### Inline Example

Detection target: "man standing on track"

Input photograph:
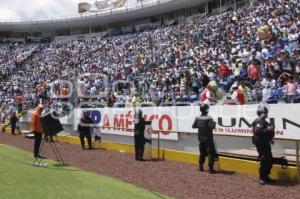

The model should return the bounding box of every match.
[252,104,275,185]
[133,109,152,161]
[192,104,217,174]
[10,112,18,135]
[78,111,94,150]
[30,104,44,159]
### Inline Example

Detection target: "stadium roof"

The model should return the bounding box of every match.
[0,0,208,31]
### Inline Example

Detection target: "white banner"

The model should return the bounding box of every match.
[20,104,300,141]
[177,104,300,139]
[73,107,178,140]
[74,104,300,140]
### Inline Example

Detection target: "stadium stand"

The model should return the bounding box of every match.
[0,0,299,117]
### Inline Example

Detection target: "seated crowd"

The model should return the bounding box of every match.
[0,0,299,118]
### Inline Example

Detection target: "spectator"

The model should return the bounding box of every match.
[200,85,217,105]
[231,85,245,105]
[248,60,260,85]
[284,76,298,103]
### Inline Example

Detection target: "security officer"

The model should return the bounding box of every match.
[78,111,94,150]
[10,112,18,135]
[192,104,217,174]
[134,109,152,161]
[252,105,275,185]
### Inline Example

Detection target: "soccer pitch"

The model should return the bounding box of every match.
[0,144,170,199]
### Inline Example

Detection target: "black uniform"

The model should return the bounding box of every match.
[252,118,275,181]
[78,116,94,149]
[134,118,151,160]
[192,115,217,171]
[10,114,18,135]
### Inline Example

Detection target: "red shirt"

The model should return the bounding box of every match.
[248,64,260,80]
[237,89,245,105]
[219,64,230,78]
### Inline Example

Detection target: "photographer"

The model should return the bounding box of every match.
[252,104,275,185]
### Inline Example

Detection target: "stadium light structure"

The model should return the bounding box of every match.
[78,2,93,13]
[78,0,128,14]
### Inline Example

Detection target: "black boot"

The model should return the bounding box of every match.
[266,176,276,183]
[208,163,217,174]
[209,169,217,174]
[199,165,204,172]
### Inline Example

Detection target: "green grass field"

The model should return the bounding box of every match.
[0,144,170,199]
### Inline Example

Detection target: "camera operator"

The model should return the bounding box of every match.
[30,103,44,159]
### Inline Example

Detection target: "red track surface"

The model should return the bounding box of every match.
[0,133,299,199]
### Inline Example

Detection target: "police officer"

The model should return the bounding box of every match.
[252,105,275,185]
[10,112,18,135]
[78,111,94,150]
[134,109,152,161]
[192,104,217,174]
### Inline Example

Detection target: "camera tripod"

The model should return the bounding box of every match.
[35,137,65,166]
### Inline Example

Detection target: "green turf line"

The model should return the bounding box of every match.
[0,144,171,199]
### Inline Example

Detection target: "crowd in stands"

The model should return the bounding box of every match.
[0,43,38,79]
[0,0,299,117]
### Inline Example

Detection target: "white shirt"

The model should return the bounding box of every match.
[262,88,272,102]
[231,90,240,105]
[242,50,251,64]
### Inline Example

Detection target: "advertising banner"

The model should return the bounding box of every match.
[73,107,178,140]
[20,104,300,141]
[177,104,300,139]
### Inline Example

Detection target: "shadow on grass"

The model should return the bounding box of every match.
[52,163,70,167]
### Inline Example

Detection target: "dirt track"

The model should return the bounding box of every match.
[0,133,299,199]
